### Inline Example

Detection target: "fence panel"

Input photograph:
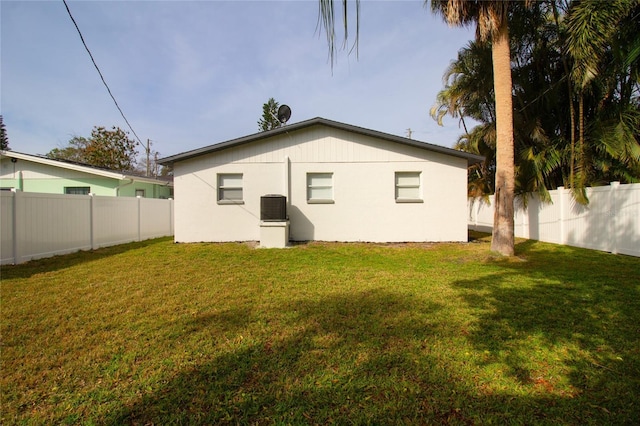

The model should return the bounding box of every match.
[93,196,140,248]
[616,183,640,257]
[16,192,92,263]
[565,186,610,252]
[0,191,174,265]
[1,192,15,264]
[529,191,562,244]
[469,182,640,257]
[468,198,494,233]
[140,198,174,240]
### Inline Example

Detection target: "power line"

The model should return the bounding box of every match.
[62,0,144,146]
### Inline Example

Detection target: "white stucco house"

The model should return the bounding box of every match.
[159,117,482,244]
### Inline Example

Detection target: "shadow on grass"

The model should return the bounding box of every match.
[453,241,640,422]
[105,289,459,424]
[104,268,640,425]
[0,237,173,279]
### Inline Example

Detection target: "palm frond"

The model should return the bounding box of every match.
[317,0,360,68]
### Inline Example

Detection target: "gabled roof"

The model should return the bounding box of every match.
[158,117,483,165]
[0,150,172,185]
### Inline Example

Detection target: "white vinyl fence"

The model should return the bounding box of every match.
[1,191,174,265]
[468,182,640,257]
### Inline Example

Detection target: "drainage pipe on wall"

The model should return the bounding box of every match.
[283,155,291,207]
[115,178,134,196]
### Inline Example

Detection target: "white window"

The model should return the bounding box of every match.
[135,189,145,198]
[218,173,243,203]
[395,172,422,202]
[65,186,90,195]
[307,172,334,203]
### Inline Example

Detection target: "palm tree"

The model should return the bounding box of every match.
[431,41,496,199]
[430,0,519,256]
[433,4,564,197]
[454,123,496,199]
[431,1,638,204]
[317,0,518,255]
[565,0,640,198]
[430,40,496,131]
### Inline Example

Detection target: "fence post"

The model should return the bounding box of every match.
[11,189,21,264]
[89,194,95,250]
[557,187,566,245]
[169,198,174,236]
[610,181,620,254]
[137,196,142,242]
[521,197,529,239]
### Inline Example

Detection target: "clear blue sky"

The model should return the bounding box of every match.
[1,0,476,159]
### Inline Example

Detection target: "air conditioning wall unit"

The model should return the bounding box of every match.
[260,194,287,221]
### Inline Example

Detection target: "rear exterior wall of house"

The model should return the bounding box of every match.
[172,127,469,243]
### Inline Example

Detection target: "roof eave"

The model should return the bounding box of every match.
[157,122,304,165]
[1,150,173,184]
[157,118,484,165]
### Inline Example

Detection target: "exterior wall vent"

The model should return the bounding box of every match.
[260,194,287,221]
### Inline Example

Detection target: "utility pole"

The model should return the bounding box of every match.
[153,152,158,177]
[145,139,151,176]
[405,128,413,139]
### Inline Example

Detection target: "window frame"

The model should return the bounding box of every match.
[306,172,334,204]
[217,173,244,204]
[135,189,146,198]
[394,171,423,203]
[64,186,91,195]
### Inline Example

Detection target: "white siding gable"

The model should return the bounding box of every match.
[184,127,463,167]
[173,125,469,243]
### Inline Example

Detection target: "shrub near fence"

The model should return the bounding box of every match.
[0,191,174,265]
[468,182,640,257]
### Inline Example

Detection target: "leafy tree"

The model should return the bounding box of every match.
[432,0,639,204]
[0,115,9,150]
[157,162,173,177]
[46,137,88,163]
[47,126,138,172]
[565,0,640,200]
[258,98,282,131]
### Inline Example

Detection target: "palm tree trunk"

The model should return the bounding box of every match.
[490,20,515,256]
[551,1,577,189]
[574,91,588,203]
[569,101,576,189]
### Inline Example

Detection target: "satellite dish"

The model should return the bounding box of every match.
[277,105,292,124]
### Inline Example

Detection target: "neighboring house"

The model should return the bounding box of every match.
[159,117,482,243]
[0,151,173,198]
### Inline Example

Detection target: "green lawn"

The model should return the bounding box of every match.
[2,233,639,425]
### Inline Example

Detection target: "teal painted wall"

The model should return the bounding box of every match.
[0,176,117,195]
[118,181,172,198]
[0,157,172,198]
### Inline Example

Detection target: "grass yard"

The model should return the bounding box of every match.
[2,233,639,425]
